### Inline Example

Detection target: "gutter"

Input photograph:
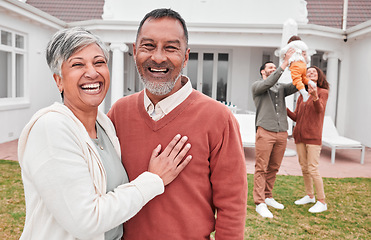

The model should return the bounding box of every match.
[342,0,348,41]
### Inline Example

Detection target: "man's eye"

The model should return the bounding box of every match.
[143,44,155,48]
[166,46,178,50]
[72,63,83,67]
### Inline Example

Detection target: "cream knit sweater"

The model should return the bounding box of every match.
[18,102,164,240]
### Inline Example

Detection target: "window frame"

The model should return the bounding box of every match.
[0,27,29,110]
[183,48,232,102]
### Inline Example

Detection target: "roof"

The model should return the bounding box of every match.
[26,0,104,23]
[306,0,371,29]
[25,0,371,29]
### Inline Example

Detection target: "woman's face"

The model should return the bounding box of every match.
[307,67,318,83]
[54,43,110,113]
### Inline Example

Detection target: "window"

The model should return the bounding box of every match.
[185,50,231,102]
[0,28,27,103]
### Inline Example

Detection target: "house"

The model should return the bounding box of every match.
[0,0,370,147]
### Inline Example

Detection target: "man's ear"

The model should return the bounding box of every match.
[53,74,63,93]
[260,70,265,78]
[182,48,190,69]
[132,43,137,62]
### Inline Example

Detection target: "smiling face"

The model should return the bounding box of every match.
[307,67,318,83]
[54,43,110,113]
[133,17,190,100]
[262,62,277,79]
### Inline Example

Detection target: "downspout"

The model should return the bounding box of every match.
[342,0,348,41]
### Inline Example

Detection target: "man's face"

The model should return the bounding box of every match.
[133,17,190,97]
[262,63,277,78]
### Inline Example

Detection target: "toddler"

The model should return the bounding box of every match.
[280,38,316,102]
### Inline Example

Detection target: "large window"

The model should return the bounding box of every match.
[185,50,230,102]
[0,28,26,100]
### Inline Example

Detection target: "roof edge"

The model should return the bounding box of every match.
[1,0,66,29]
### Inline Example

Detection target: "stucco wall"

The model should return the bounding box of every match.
[342,36,371,147]
[103,0,308,25]
[0,13,60,143]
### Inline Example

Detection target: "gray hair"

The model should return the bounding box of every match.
[46,27,109,76]
[136,8,188,48]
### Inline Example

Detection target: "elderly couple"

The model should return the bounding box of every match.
[18,8,247,240]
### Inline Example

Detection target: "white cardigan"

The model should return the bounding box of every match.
[18,102,164,240]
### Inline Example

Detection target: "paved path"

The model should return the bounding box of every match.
[1,138,370,178]
[245,138,371,178]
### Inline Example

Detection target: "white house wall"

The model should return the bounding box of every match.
[0,3,61,143]
[103,0,308,25]
[341,35,371,147]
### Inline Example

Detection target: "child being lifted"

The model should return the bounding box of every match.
[280,35,316,102]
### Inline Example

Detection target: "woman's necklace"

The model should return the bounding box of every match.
[93,124,104,150]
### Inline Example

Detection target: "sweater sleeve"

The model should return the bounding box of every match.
[313,89,329,114]
[252,67,283,96]
[23,114,164,239]
[209,113,247,240]
[287,107,297,121]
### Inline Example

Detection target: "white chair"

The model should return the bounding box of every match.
[322,116,365,164]
[233,114,256,148]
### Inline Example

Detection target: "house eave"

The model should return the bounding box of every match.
[1,0,66,30]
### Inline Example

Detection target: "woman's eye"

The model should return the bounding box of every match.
[72,63,83,67]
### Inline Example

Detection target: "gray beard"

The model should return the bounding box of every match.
[139,71,182,96]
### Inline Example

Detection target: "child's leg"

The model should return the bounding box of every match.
[290,62,309,102]
[290,62,306,91]
[299,63,316,88]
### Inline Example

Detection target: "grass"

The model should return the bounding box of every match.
[1,159,370,239]
[0,160,25,240]
[245,174,371,239]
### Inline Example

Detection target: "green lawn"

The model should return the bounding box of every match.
[1,159,370,239]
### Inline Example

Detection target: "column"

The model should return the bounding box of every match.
[110,43,128,107]
[323,52,339,121]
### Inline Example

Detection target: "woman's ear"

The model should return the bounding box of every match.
[53,74,63,93]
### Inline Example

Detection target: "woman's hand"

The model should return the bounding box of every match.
[308,84,319,100]
[148,134,192,186]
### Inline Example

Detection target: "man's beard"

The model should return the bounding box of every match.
[265,70,275,78]
[138,69,182,96]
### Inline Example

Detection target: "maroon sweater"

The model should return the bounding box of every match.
[287,87,329,145]
[108,90,247,240]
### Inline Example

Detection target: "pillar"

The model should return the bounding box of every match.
[110,43,128,107]
[323,52,339,121]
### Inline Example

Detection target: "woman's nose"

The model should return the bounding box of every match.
[84,64,99,79]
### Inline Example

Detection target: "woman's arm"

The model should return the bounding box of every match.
[23,113,191,239]
[309,85,328,113]
[286,107,296,121]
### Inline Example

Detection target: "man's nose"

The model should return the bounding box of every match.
[151,48,167,63]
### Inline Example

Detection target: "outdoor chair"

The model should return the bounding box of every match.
[233,114,256,148]
[322,116,365,164]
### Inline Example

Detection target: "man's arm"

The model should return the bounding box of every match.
[210,113,247,239]
[251,67,284,96]
[252,49,293,96]
[283,82,299,96]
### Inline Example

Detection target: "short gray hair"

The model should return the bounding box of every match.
[46,27,109,76]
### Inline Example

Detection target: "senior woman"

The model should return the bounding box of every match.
[287,66,330,213]
[18,27,192,240]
